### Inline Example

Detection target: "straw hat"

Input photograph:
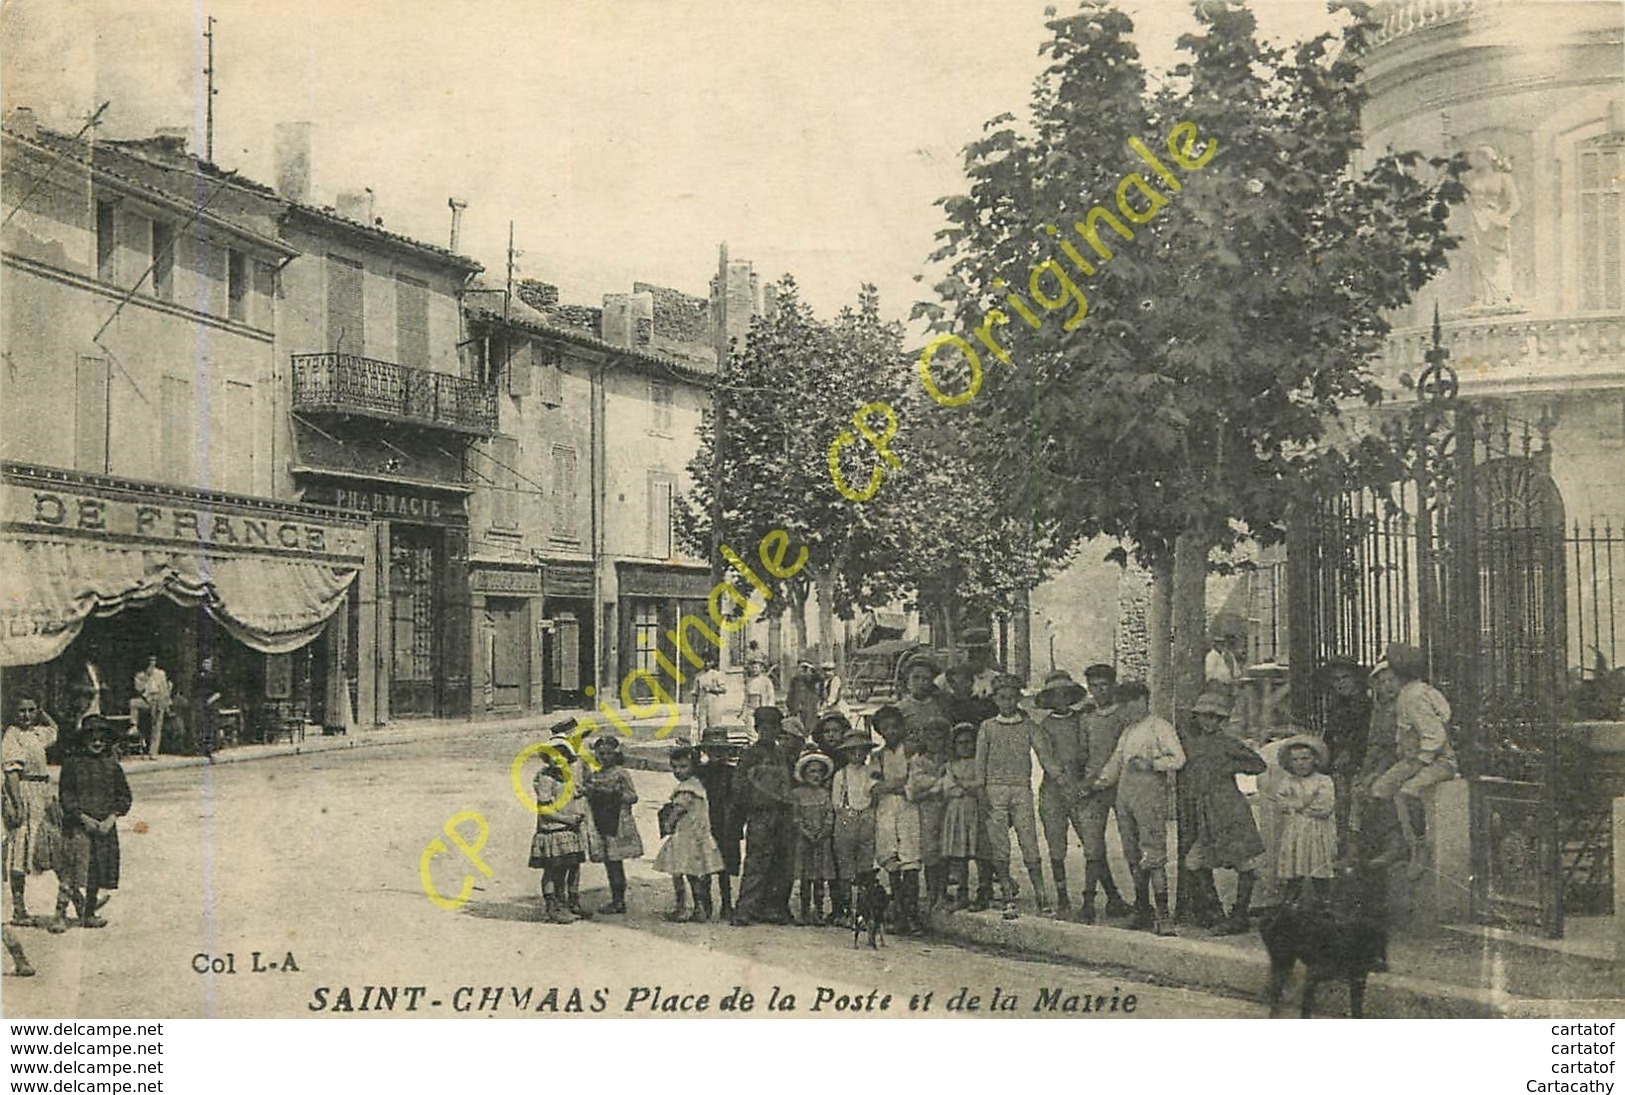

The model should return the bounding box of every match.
[795,751,835,784]
[836,728,877,754]
[1035,669,1088,710]
[1190,690,1233,718]
[1277,733,1330,769]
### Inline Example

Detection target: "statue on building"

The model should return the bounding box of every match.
[1465,144,1521,308]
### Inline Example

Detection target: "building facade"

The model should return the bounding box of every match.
[0,116,366,746]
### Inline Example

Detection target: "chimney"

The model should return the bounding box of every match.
[335,188,375,224]
[153,126,189,151]
[9,107,38,140]
[273,121,313,202]
[447,197,467,251]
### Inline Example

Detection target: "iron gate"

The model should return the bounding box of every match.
[1291,397,1570,936]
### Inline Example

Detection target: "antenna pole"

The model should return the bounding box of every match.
[203,16,217,162]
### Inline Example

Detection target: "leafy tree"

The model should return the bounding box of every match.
[923,0,1467,710]
[677,278,912,665]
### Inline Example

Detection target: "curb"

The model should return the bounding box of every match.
[931,908,1614,1019]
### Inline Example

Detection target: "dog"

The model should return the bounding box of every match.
[851,876,888,949]
[1258,877,1388,1018]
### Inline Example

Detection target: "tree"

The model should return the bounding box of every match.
[677,278,912,668]
[923,0,1467,712]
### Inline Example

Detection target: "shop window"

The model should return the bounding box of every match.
[327,255,364,354]
[390,537,436,682]
[75,355,109,473]
[150,220,174,300]
[1579,139,1623,313]
[396,274,429,368]
[95,200,117,281]
[228,249,249,323]
[633,602,661,677]
[647,471,676,559]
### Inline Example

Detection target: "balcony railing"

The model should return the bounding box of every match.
[291,353,497,436]
[1379,313,1625,392]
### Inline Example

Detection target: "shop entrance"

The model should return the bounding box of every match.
[486,597,529,710]
[388,524,441,716]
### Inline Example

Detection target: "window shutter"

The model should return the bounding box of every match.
[327,256,365,354]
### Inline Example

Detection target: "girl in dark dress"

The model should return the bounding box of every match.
[53,718,131,931]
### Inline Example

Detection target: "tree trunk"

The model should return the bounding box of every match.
[1170,528,1211,718]
[1012,587,1032,685]
[815,568,837,671]
[1147,559,1173,720]
[791,594,810,659]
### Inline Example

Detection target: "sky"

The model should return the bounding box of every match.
[1,0,1347,323]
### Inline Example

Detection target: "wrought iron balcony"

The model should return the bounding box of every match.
[291,353,497,436]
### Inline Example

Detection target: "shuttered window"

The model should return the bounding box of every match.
[489,435,520,529]
[326,255,364,354]
[75,356,109,473]
[396,274,429,368]
[161,376,194,481]
[1579,140,1623,313]
[551,445,579,542]
[647,471,676,559]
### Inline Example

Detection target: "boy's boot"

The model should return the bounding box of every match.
[1129,870,1155,931]
[2,927,32,977]
[811,881,826,925]
[79,886,107,929]
[8,877,29,926]
[887,870,905,931]
[717,873,734,921]
[972,860,994,911]
[1101,869,1134,919]
[1214,871,1255,935]
[1076,861,1099,924]
[1152,871,1176,936]
[923,863,945,913]
[690,876,714,921]
[1025,860,1051,914]
[600,863,628,914]
[1051,860,1071,917]
[798,883,813,926]
[901,869,925,935]
[47,890,74,934]
[830,881,849,925]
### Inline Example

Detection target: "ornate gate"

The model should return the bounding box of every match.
[1291,361,1569,934]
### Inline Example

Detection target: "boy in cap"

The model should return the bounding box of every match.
[1077,665,1135,921]
[830,725,881,926]
[1033,669,1091,918]
[1092,682,1184,935]
[976,674,1053,917]
[1367,644,1455,878]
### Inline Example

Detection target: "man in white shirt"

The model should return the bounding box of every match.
[128,655,173,758]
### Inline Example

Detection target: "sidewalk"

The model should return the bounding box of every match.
[930,901,1623,1018]
[119,708,695,777]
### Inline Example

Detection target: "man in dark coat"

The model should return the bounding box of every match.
[730,707,796,926]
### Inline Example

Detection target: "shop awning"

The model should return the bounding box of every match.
[2,464,367,667]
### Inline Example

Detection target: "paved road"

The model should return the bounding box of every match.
[4,728,1261,1019]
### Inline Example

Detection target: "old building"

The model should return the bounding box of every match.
[0,113,365,746]
[460,259,760,717]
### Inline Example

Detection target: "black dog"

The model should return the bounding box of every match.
[851,876,888,949]
[1258,882,1387,1018]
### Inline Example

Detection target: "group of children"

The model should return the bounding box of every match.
[524,659,1344,940]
